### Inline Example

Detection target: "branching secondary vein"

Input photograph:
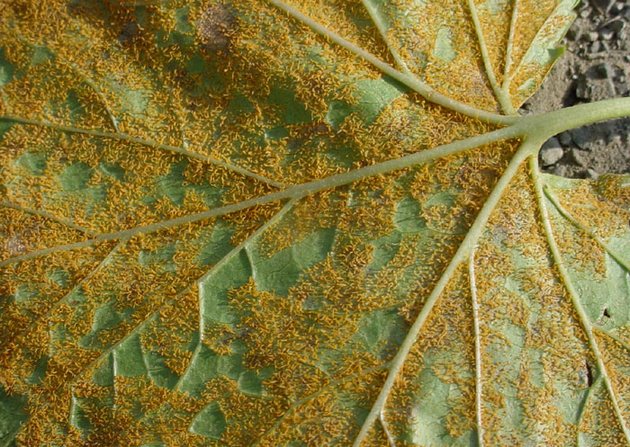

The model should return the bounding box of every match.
[543,184,630,272]
[359,0,411,74]
[1,200,95,236]
[466,0,516,115]
[352,137,537,447]
[0,123,520,267]
[0,115,284,188]
[3,98,630,268]
[575,375,603,435]
[502,0,520,91]
[530,155,630,444]
[252,362,392,446]
[0,240,126,362]
[269,0,516,125]
[65,201,298,432]
[175,198,297,391]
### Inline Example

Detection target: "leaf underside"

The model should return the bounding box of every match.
[0,1,629,446]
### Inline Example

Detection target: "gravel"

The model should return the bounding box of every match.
[541,138,565,166]
[524,0,630,178]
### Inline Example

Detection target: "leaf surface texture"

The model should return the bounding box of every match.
[0,1,628,446]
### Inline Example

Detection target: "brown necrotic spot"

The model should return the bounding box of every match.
[118,22,139,45]
[196,3,237,53]
[5,234,26,256]
[585,361,594,387]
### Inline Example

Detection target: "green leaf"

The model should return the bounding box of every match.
[0,48,14,88]
[190,402,226,440]
[1,1,629,446]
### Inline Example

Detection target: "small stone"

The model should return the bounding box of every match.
[571,148,589,167]
[587,169,600,179]
[611,2,624,14]
[590,41,602,53]
[585,31,599,42]
[553,164,569,177]
[607,134,622,145]
[541,138,564,166]
[575,76,590,99]
[590,78,616,100]
[570,127,593,151]
[559,132,573,146]
[594,62,612,78]
[565,28,579,41]
[600,28,615,40]
[605,19,625,33]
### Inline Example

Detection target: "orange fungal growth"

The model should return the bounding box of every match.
[1,0,630,446]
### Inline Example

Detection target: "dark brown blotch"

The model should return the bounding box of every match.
[196,3,237,53]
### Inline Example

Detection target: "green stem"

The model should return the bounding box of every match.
[515,98,630,139]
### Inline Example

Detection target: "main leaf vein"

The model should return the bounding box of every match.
[1,123,521,267]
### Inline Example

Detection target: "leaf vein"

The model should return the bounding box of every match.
[542,184,630,273]
[269,0,516,125]
[1,200,95,236]
[353,138,534,446]
[0,115,284,188]
[469,250,485,447]
[1,125,517,267]
[530,155,630,444]
[175,198,298,391]
[359,0,411,74]
[466,0,516,114]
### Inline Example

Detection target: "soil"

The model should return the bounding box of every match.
[523,0,630,178]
